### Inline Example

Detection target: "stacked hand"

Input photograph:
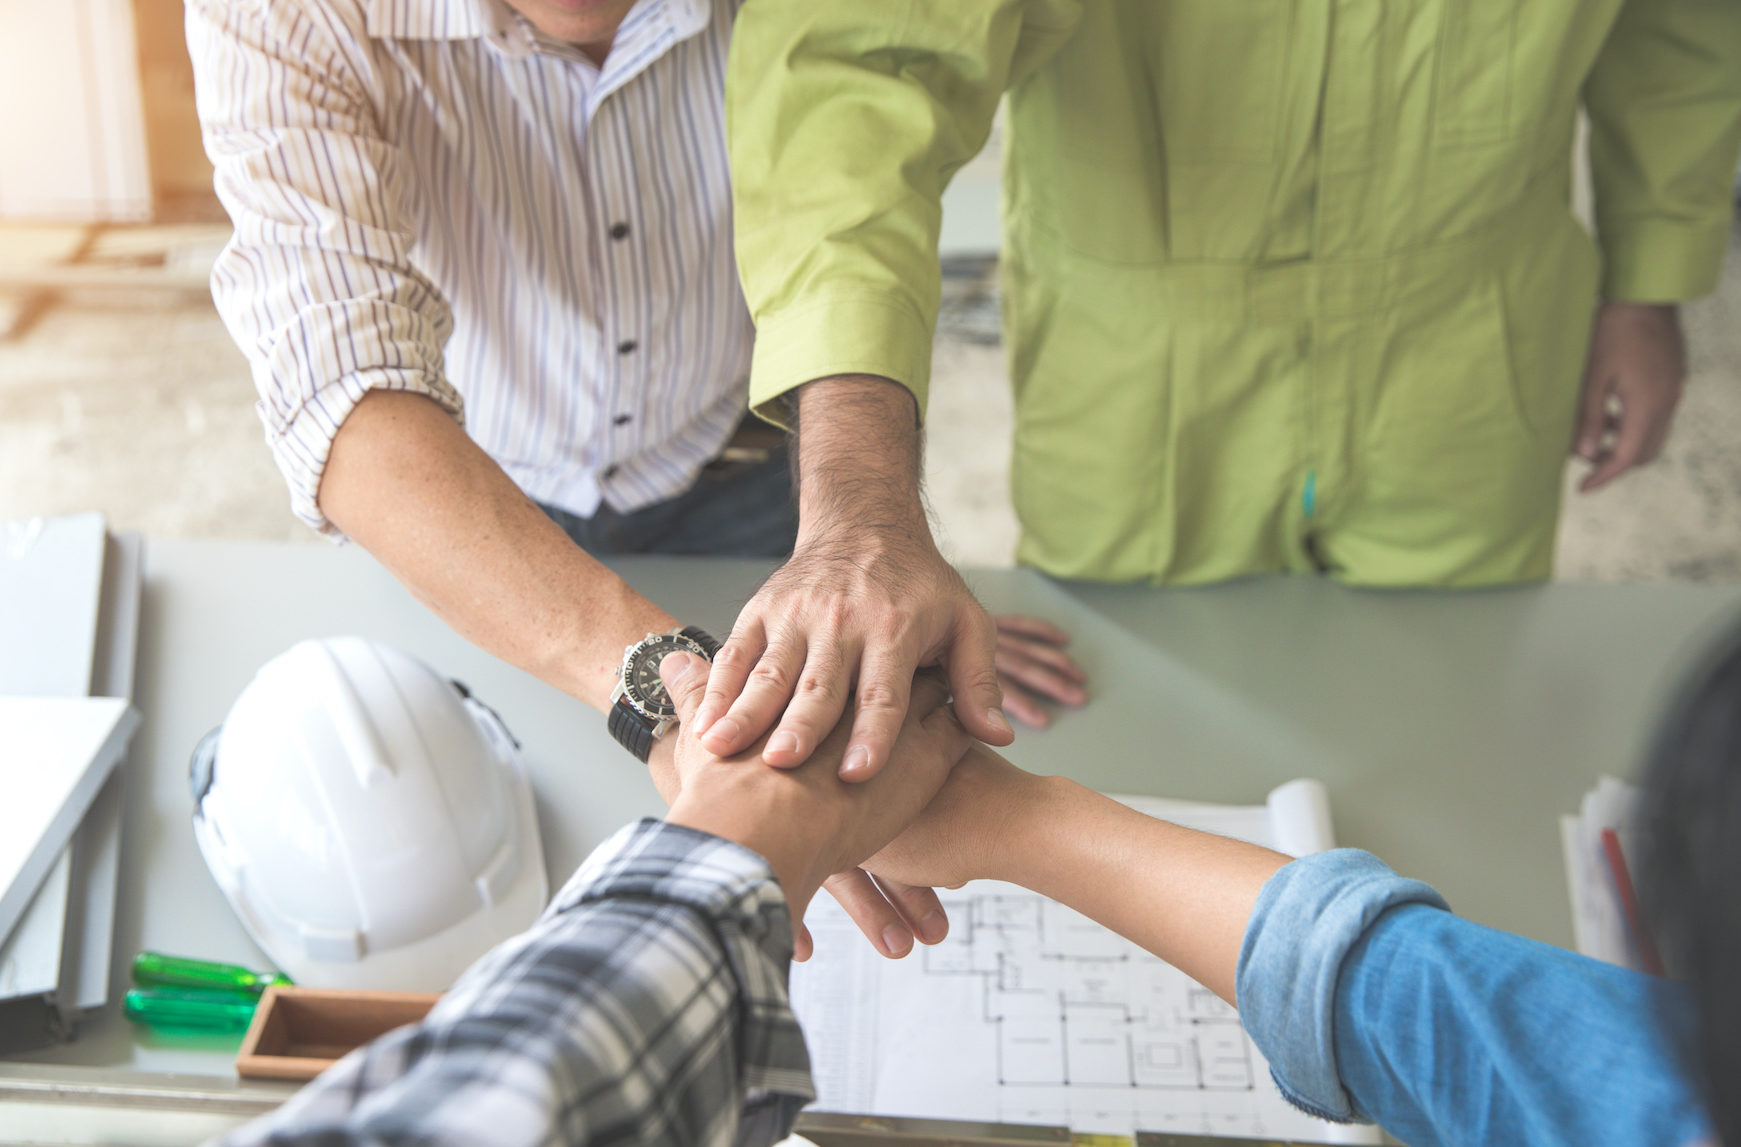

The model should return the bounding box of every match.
[669,376,1088,957]
[692,533,1014,778]
[660,653,972,954]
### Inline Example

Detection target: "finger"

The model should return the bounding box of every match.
[996,646,1088,707]
[838,652,915,783]
[1000,646,1080,706]
[658,652,710,725]
[992,613,1072,646]
[695,619,765,739]
[949,608,1013,747]
[1580,402,1649,493]
[824,869,914,959]
[701,633,806,759]
[762,636,852,768]
[996,634,1089,687]
[1573,368,1611,461]
[871,875,949,945]
[998,679,1053,729]
[792,920,814,963]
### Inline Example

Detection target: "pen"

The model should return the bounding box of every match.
[131,951,291,994]
[124,986,260,1033]
[1600,828,1665,977]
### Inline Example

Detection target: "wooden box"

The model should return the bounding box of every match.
[235,987,441,1082]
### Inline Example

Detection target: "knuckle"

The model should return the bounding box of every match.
[857,679,905,713]
[749,660,794,691]
[796,672,836,698]
[711,644,749,670]
[960,665,1003,695]
[821,599,855,630]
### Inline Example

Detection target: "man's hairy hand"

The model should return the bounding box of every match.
[693,375,1013,781]
[1574,301,1686,493]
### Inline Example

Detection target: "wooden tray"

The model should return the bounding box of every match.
[235,987,440,1081]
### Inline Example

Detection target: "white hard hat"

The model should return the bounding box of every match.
[190,637,548,992]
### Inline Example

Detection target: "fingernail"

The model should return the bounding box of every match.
[661,653,698,685]
[767,731,800,756]
[918,910,947,944]
[693,703,717,733]
[707,717,741,746]
[986,708,1013,738]
[841,745,872,778]
[882,925,913,957]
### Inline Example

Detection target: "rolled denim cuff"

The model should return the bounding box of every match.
[1235,850,1449,1122]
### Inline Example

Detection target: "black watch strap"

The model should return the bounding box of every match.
[608,696,657,763]
[678,625,721,658]
[609,626,720,763]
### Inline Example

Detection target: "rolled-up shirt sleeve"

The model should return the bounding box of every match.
[1237,849,1710,1147]
[187,0,461,538]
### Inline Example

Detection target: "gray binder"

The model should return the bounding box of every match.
[0,514,142,1051]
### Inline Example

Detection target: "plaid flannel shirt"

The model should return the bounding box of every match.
[217,820,815,1147]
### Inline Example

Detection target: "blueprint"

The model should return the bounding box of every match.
[788,781,1380,1144]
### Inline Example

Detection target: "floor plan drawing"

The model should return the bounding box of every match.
[924,895,1256,1096]
[787,784,1380,1143]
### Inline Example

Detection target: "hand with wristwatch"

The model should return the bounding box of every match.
[608,626,720,762]
[610,623,955,963]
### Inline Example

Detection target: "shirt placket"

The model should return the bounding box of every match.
[590,97,646,492]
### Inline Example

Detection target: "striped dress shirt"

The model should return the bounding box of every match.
[187,0,752,537]
[214,820,816,1147]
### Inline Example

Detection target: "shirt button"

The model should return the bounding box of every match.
[609,222,630,240]
[618,340,637,355]
[613,414,631,426]
[603,464,620,480]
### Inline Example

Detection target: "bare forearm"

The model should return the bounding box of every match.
[319,390,676,711]
[792,375,928,544]
[1009,778,1290,1005]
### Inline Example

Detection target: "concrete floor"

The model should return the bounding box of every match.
[2,224,1740,582]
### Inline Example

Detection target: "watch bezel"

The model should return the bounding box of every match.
[618,632,709,719]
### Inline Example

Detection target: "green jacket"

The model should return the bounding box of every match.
[729,0,1741,585]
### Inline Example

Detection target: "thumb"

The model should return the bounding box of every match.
[949,611,1013,747]
[660,652,708,723]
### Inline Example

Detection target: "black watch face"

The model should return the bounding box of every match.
[622,634,706,718]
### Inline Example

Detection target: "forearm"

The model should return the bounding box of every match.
[1005,778,1290,1004]
[320,390,676,710]
[792,375,929,546]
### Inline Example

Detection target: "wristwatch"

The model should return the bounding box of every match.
[607,625,720,762]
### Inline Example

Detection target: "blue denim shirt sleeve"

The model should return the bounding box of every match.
[1236,849,1712,1147]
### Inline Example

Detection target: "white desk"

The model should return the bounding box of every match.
[6,539,1739,1127]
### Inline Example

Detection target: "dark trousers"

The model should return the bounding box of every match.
[539,450,797,558]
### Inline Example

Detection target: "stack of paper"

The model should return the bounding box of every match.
[790,780,1379,1145]
[0,513,143,1051]
[1560,776,1652,971]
